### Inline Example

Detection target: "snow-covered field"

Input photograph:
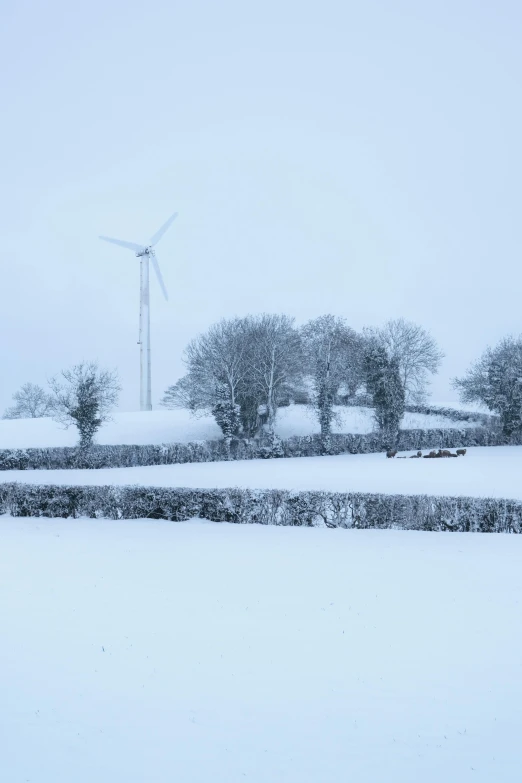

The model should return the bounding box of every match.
[2,445,521,501]
[0,405,480,450]
[1,517,520,783]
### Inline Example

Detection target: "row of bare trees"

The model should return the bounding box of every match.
[6,325,522,449]
[2,316,444,449]
[162,315,443,443]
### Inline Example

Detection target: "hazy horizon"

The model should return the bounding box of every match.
[2,1,522,413]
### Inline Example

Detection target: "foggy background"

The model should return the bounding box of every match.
[1,0,521,412]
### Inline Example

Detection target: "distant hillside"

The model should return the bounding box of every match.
[0,404,486,450]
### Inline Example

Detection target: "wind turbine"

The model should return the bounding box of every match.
[99,212,178,411]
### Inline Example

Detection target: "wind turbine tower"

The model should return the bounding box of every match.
[99,212,178,411]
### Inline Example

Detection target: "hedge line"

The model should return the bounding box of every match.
[338,394,496,426]
[402,403,496,426]
[1,426,518,471]
[0,482,520,533]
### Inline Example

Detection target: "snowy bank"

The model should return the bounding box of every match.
[2,446,522,501]
[0,405,482,450]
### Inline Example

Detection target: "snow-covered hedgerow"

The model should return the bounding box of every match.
[0,427,518,471]
[403,404,496,427]
[0,449,30,470]
[1,482,521,533]
[338,394,496,426]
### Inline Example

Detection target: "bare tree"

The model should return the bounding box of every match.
[163,318,250,439]
[49,362,121,449]
[366,318,443,403]
[163,315,303,438]
[161,375,205,412]
[245,314,303,431]
[301,315,362,436]
[2,383,53,419]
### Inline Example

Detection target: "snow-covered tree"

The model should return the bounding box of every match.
[163,315,302,439]
[211,381,242,442]
[454,336,522,437]
[366,318,443,403]
[49,362,120,449]
[162,318,250,438]
[2,383,53,419]
[245,314,303,431]
[301,315,362,436]
[365,340,405,446]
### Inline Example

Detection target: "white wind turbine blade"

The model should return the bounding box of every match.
[150,252,169,301]
[150,212,178,247]
[99,236,145,253]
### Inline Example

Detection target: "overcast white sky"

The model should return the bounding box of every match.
[1,0,521,412]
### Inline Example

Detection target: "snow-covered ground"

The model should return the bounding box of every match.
[2,446,521,501]
[0,405,481,450]
[1,517,520,783]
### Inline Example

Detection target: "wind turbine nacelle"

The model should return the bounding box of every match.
[136,247,152,258]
